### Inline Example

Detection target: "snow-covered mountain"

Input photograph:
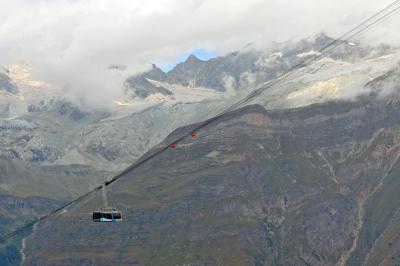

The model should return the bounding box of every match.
[1,33,400,198]
[124,33,396,99]
[1,33,400,265]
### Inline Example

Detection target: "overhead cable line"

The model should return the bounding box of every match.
[1,0,400,245]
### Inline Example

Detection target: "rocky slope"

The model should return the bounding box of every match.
[1,33,400,265]
[1,34,398,179]
[23,84,400,265]
[125,33,394,98]
[0,69,18,94]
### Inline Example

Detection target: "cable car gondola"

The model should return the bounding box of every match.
[93,184,122,222]
[93,209,122,222]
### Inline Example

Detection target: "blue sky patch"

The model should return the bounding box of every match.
[160,49,218,72]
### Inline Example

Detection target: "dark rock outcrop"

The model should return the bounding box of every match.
[0,72,18,94]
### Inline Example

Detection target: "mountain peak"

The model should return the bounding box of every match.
[306,32,334,44]
[150,63,165,73]
[167,54,204,74]
[316,32,334,41]
[185,54,201,63]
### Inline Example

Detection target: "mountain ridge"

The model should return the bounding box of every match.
[23,93,400,265]
[1,33,400,265]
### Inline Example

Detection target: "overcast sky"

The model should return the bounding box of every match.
[0,0,399,107]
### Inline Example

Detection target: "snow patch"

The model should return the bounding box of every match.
[297,50,321,58]
[256,52,282,68]
[0,118,37,130]
[286,76,347,107]
[206,150,221,158]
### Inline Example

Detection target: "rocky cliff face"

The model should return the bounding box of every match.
[23,90,400,265]
[0,192,60,266]
[1,34,400,265]
[0,34,397,180]
[0,70,18,94]
[124,33,393,99]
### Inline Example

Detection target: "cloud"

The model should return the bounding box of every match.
[0,0,399,108]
